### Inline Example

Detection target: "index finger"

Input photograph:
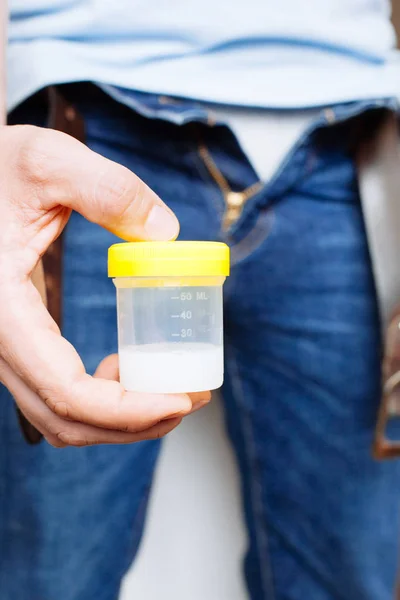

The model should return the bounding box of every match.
[11,126,180,242]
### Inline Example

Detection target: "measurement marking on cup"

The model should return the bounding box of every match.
[171,296,180,300]
[172,333,181,337]
[197,292,209,300]
[171,311,192,319]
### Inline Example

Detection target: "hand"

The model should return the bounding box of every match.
[0,124,210,447]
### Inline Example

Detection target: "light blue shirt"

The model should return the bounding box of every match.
[7,0,400,112]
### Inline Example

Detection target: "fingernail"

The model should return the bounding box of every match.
[166,395,192,417]
[191,399,210,414]
[145,205,179,240]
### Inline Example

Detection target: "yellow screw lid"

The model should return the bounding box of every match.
[108,241,230,278]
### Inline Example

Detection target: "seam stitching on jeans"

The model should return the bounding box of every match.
[226,342,277,600]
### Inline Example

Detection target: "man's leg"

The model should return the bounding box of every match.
[221,119,400,599]
[0,91,165,600]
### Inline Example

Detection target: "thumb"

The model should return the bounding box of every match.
[94,354,120,381]
[12,125,180,241]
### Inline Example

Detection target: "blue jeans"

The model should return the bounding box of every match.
[1,84,400,600]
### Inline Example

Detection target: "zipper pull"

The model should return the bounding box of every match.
[223,191,246,230]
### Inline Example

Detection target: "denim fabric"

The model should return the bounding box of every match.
[1,85,400,600]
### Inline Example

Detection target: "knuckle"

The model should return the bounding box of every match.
[16,126,54,186]
[45,420,61,437]
[57,431,92,447]
[45,435,67,449]
[52,401,73,419]
[97,164,148,222]
[122,177,147,217]
[38,386,76,420]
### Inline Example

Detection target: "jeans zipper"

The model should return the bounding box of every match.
[198,141,263,230]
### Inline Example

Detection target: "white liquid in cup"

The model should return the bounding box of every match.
[119,342,223,393]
